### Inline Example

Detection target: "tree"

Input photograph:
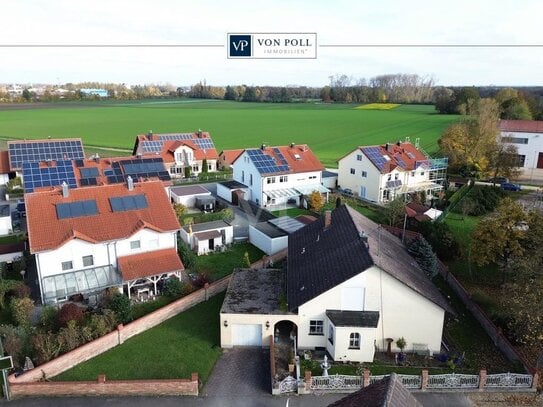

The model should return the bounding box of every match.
[407,237,438,278]
[10,297,34,330]
[471,198,526,278]
[57,302,84,328]
[384,196,405,226]
[418,221,459,261]
[224,85,237,100]
[107,293,133,324]
[173,203,187,219]
[308,191,324,212]
[433,87,455,114]
[22,89,32,101]
[202,158,208,174]
[496,87,533,120]
[487,142,520,182]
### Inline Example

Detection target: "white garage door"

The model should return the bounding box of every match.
[232,324,262,346]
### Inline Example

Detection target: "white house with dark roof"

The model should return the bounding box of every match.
[179,220,233,255]
[338,141,447,204]
[500,120,543,174]
[231,144,328,208]
[220,204,451,363]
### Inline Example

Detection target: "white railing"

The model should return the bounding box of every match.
[368,375,386,385]
[310,374,362,391]
[427,373,479,389]
[397,374,422,389]
[485,373,533,388]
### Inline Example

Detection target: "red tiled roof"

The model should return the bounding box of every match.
[0,151,11,174]
[242,144,324,175]
[118,247,184,281]
[134,132,219,163]
[361,142,427,174]
[219,149,244,166]
[26,181,180,253]
[500,119,543,133]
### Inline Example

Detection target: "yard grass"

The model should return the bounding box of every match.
[53,292,225,382]
[0,234,24,245]
[195,242,265,280]
[0,101,459,168]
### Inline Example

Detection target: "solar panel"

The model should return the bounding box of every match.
[109,195,148,212]
[395,157,407,169]
[80,167,99,178]
[362,147,388,171]
[116,158,171,182]
[56,200,98,219]
[246,149,289,174]
[75,159,84,167]
[9,140,85,170]
[140,134,215,154]
[104,169,114,176]
[22,160,77,193]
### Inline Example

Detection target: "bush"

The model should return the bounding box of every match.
[57,303,85,328]
[32,331,61,365]
[12,284,31,298]
[58,320,83,353]
[178,241,198,271]
[407,237,438,278]
[418,221,459,261]
[10,297,34,329]
[107,293,133,324]
[163,277,184,298]
[39,305,59,332]
[0,325,26,367]
[192,272,211,288]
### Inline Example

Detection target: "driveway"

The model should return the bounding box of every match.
[204,347,271,397]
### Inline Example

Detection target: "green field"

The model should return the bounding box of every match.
[0,100,459,167]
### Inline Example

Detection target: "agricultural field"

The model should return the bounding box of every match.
[0,100,459,167]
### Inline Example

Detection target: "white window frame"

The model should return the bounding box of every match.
[82,255,94,267]
[350,168,355,175]
[309,320,324,335]
[349,332,360,349]
[61,261,73,271]
[361,171,367,177]
[130,240,141,250]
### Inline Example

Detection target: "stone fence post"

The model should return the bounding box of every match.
[478,369,487,390]
[363,368,370,388]
[421,369,428,390]
[304,370,312,392]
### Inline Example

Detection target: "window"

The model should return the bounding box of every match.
[503,136,529,145]
[420,172,425,176]
[280,175,288,183]
[309,320,324,335]
[61,261,73,271]
[130,240,141,250]
[242,171,245,183]
[309,175,317,179]
[356,154,362,161]
[361,171,367,177]
[349,333,360,349]
[208,163,212,170]
[192,165,199,172]
[328,325,335,345]
[250,174,253,186]
[350,168,355,175]
[394,173,399,180]
[82,255,94,267]
[517,154,526,167]
[267,177,276,184]
[411,171,415,177]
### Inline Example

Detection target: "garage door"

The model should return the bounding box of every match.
[232,324,262,346]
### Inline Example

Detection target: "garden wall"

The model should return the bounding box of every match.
[10,374,198,398]
[250,249,288,269]
[9,276,231,384]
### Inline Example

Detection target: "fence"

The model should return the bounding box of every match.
[9,276,231,384]
[436,181,473,222]
[301,369,537,394]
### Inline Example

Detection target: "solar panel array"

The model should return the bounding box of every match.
[269,216,304,234]
[22,160,77,193]
[362,147,388,171]
[109,195,148,212]
[246,149,289,174]
[56,200,98,219]
[119,158,170,182]
[395,157,407,169]
[140,133,215,154]
[9,140,85,170]
[272,148,289,167]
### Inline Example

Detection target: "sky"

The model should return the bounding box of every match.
[1,0,542,87]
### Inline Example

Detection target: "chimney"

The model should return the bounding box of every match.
[127,175,134,191]
[385,143,390,151]
[147,130,153,140]
[290,142,295,148]
[197,129,203,138]
[261,143,266,150]
[61,181,69,198]
[324,210,332,229]
[94,154,100,163]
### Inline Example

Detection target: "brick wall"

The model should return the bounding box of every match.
[10,374,198,398]
[10,276,231,383]
[250,248,288,269]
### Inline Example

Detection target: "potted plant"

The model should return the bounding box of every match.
[396,337,407,366]
[303,350,312,360]
[288,349,295,373]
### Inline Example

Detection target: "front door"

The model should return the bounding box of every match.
[360,185,366,198]
[209,239,215,251]
[537,152,543,169]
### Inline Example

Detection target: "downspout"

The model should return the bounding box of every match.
[36,253,45,304]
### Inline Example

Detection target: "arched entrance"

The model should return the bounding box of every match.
[272,320,298,380]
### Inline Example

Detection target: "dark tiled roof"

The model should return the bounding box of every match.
[326,310,380,328]
[253,222,287,238]
[182,220,230,233]
[287,205,374,311]
[221,268,289,314]
[322,170,338,178]
[194,230,221,240]
[328,373,422,407]
[219,180,248,189]
[287,205,451,313]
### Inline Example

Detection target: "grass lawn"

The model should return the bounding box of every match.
[53,292,225,382]
[196,242,265,280]
[0,234,24,245]
[0,101,459,168]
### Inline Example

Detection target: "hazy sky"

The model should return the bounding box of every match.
[2,0,542,86]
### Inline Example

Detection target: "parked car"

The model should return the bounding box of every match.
[486,176,509,185]
[501,182,521,191]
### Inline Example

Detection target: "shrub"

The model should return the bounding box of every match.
[58,320,83,353]
[33,331,61,365]
[396,337,407,352]
[192,272,211,288]
[86,311,117,339]
[0,325,25,367]
[107,293,133,324]
[39,305,59,332]
[12,284,31,298]
[57,303,84,328]
[407,237,438,278]
[418,221,459,261]
[163,277,184,298]
[178,241,198,271]
[0,279,23,310]
[10,297,34,330]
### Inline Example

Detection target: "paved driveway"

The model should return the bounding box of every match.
[204,347,271,397]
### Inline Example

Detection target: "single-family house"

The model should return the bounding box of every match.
[231,143,328,208]
[216,180,249,205]
[170,185,214,211]
[500,120,543,175]
[0,205,12,236]
[220,204,451,363]
[179,220,233,255]
[25,180,183,304]
[132,131,219,178]
[249,216,305,255]
[337,141,447,204]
